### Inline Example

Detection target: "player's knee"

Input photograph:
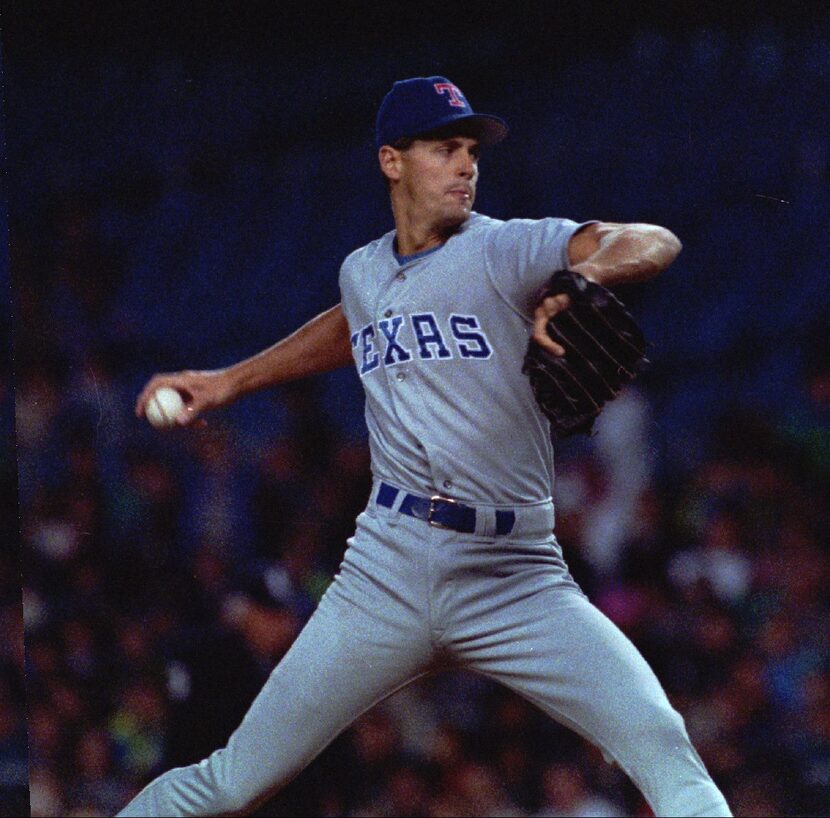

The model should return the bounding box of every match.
[202,751,269,815]
[211,775,264,816]
[604,693,687,751]
[634,698,690,749]
[214,785,255,816]
[660,702,689,740]
[218,766,276,816]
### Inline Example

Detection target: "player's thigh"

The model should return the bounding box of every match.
[228,513,435,774]
[453,569,676,750]
[459,590,727,817]
[228,581,431,775]
[119,514,435,817]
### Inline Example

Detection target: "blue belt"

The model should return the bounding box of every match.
[376,482,515,536]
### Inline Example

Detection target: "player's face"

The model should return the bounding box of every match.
[398,136,480,227]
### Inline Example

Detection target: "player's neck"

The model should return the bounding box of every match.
[391,207,463,256]
[393,229,444,257]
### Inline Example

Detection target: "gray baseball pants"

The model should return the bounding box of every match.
[118,482,731,817]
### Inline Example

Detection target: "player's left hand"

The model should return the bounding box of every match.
[533,262,606,356]
[532,293,571,357]
[523,268,648,438]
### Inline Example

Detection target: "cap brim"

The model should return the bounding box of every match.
[414,113,509,146]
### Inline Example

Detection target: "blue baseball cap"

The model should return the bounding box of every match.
[375,76,508,150]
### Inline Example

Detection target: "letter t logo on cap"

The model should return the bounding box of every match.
[433,82,465,108]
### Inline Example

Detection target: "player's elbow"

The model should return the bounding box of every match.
[660,227,682,262]
[636,223,682,277]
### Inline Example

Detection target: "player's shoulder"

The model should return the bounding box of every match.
[341,227,396,271]
[468,213,575,239]
[494,215,574,232]
[455,211,508,238]
[483,214,586,250]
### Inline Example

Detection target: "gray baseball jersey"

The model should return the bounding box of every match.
[118,212,731,818]
[340,212,582,504]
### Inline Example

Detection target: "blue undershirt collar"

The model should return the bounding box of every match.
[393,243,442,266]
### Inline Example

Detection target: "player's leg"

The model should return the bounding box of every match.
[445,536,731,818]
[118,510,435,817]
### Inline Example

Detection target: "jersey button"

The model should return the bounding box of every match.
[396,272,406,282]
[384,309,393,318]
[443,479,453,489]
[396,372,406,382]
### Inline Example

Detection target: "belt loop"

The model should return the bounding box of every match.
[475,508,496,538]
[375,482,403,525]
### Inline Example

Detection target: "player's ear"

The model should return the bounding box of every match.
[378,145,403,183]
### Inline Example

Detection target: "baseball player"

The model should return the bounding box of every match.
[121,77,731,817]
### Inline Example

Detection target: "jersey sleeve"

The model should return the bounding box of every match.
[337,247,364,333]
[484,217,597,317]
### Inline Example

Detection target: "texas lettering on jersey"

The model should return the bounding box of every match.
[351,312,493,376]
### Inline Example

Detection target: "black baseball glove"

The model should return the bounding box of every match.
[522,270,648,439]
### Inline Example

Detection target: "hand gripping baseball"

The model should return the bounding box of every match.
[135,369,233,427]
[523,270,648,438]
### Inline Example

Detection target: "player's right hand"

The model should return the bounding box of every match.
[135,368,233,426]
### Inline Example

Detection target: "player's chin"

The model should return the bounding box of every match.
[438,200,473,228]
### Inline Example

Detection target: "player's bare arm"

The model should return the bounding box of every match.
[568,221,682,286]
[532,221,682,356]
[135,303,352,425]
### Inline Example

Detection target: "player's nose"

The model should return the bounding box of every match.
[457,152,477,179]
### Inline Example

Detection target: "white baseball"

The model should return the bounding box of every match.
[146,386,186,429]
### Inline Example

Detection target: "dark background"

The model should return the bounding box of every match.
[0,32,31,818]
[3,2,830,816]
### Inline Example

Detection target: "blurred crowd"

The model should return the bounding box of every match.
[7,16,830,818]
[16,363,830,817]
[7,21,830,435]
[0,315,29,817]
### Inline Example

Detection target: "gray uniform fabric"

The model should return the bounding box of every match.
[118,214,731,817]
[342,213,584,503]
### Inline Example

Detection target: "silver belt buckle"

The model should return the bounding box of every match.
[428,495,457,529]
